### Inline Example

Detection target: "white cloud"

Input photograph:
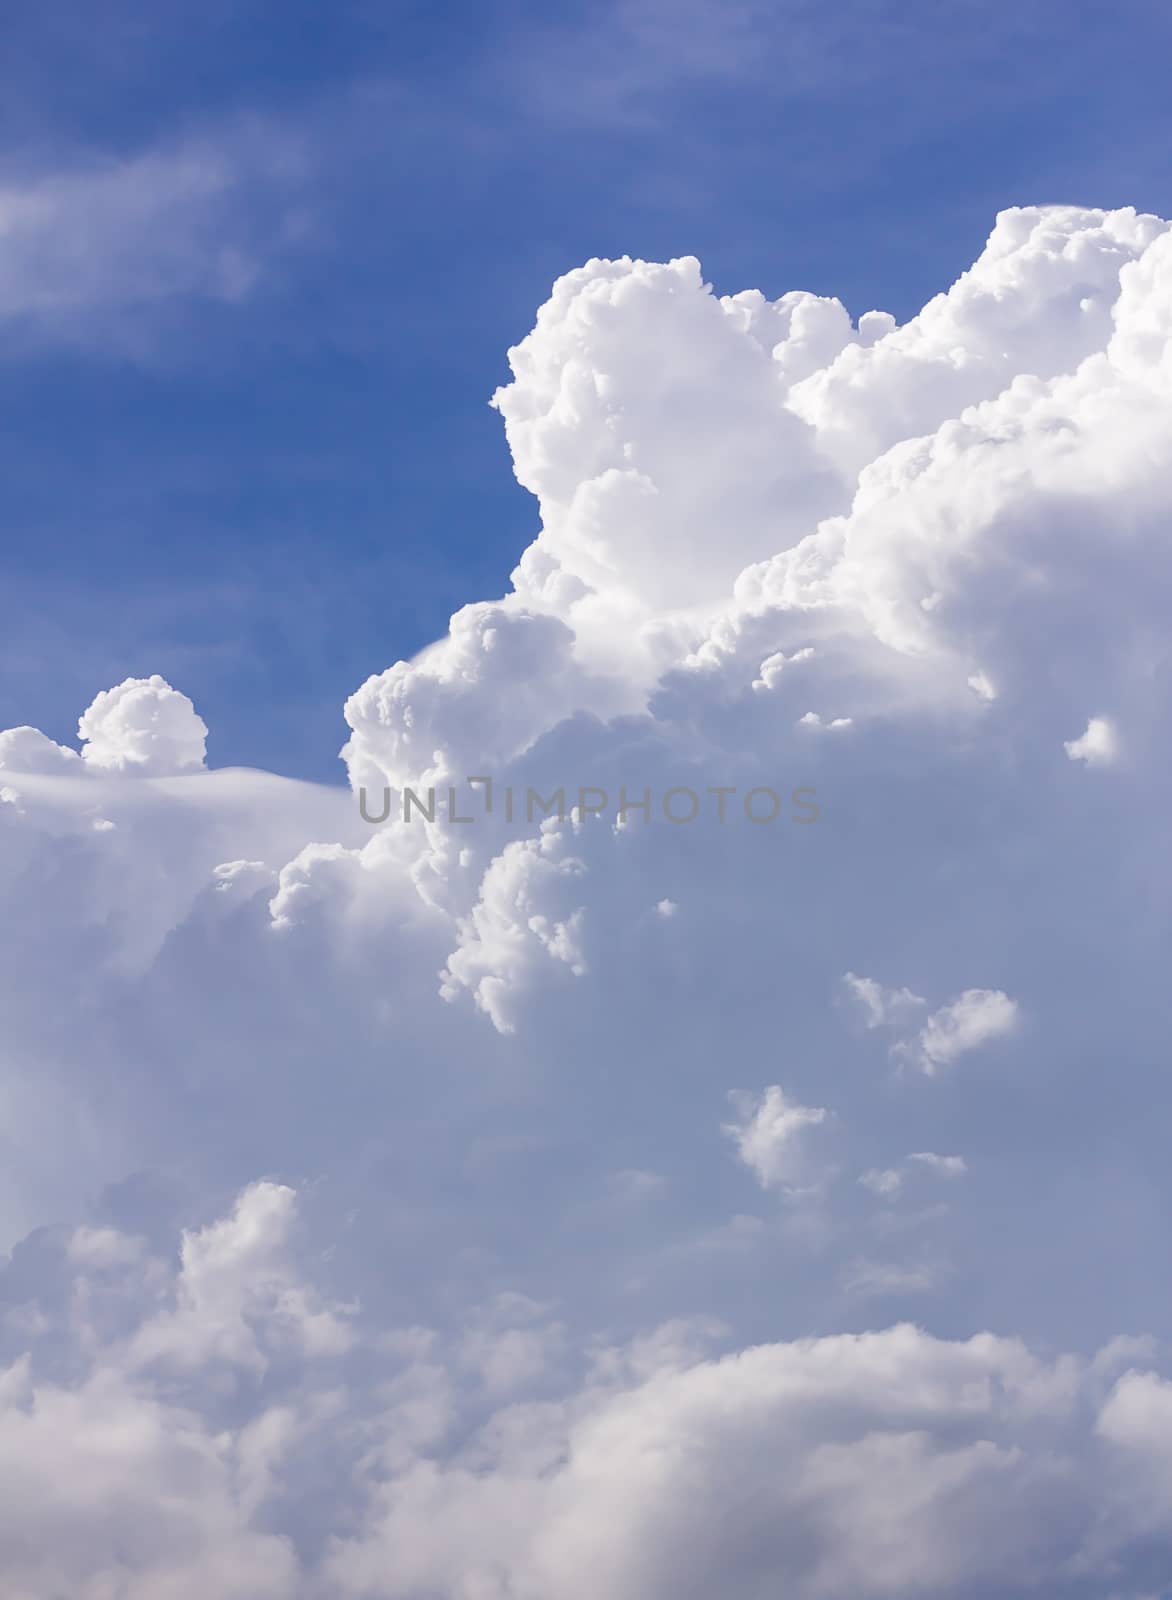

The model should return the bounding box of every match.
[1065,715,1118,766]
[439,823,589,1034]
[4,201,1172,1592]
[842,973,928,1030]
[908,1152,968,1178]
[323,1314,1172,1599]
[844,977,1017,1074]
[0,124,307,339]
[724,1086,828,1191]
[79,674,209,774]
[16,1193,1172,1600]
[910,989,1020,1075]
[127,1181,353,1375]
[859,1167,903,1198]
[860,1153,968,1202]
[0,725,80,773]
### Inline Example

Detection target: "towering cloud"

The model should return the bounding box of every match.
[4,204,1172,1594]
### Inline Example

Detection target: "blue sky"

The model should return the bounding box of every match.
[4,0,1172,778]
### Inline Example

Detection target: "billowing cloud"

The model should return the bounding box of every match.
[78,674,209,774]
[3,1187,1171,1598]
[0,725,81,773]
[5,202,1172,1591]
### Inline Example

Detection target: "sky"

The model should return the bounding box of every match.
[6,5,1172,1597]
[4,0,1172,776]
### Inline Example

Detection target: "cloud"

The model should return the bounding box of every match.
[8,1180,1168,1600]
[724,1086,828,1191]
[859,1166,903,1198]
[78,674,209,774]
[844,976,1017,1075]
[0,1184,345,1599]
[0,120,308,342]
[438,821,590,1034]
[909,990,1020,1076]
[1065,714,1118,766]
[126,1181,353,1374]
[842,972,928,1030]
[4,202,1172,1590]
[907,1151,968,1179]
[0,725,80,773]
[504,0,775,131]
[859,1152,968,1203]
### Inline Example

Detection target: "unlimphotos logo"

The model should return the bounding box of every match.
[358,778,819,826]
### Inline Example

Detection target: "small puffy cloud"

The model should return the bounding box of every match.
[910,989,1020,1075]
[1064,715,1118,766]
[724,1085,828,1191]
[857,309,897,346]
[845,978,1017,1075]
[0,726,81,773]
[78,674,208,774]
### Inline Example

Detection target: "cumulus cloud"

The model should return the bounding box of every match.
[0,725,80,773]
[126,1181,353,1374]
[0,1185,364,1599]
[439,821,589,1034]
[5,202,1172,1591]
[10,1185,1167,1600]
[908,989,1020,1075]
[846,976,1019,1075]
[1065,714,1118,766]
[78,674,209,774]
[724,1085,828,1191]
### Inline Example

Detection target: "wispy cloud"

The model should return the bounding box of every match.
[0,118,310,344]
[501,0,775,131]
